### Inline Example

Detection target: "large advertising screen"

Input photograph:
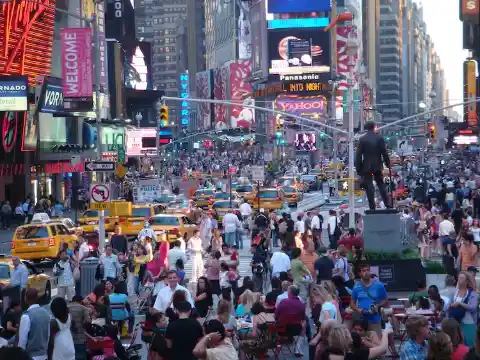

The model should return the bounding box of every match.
[464,60,478,127]
[126,128,157,156]
[268,28,330,76]
[0,0,56,86]
[268,0,331,14]
[295,133,316,151]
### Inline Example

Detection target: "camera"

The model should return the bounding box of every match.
[361,304,377,317]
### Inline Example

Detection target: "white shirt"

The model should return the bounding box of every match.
[275,291,289,307]
[446,192,455,201]
[18,304,50,360]
[334,257,350,282]
[153,284,194,312]
[138,227,157,242]
[223,213,240,233]
[311,215,321,230]
[328,216,338,235]
[439,219,455,236]
[100,254,121,280]
[270,251,291,278]
[78,242,90,261]
[294,220,305,234]
[188,236,203,253]
[239,202,253,217]
[167,247,187,270]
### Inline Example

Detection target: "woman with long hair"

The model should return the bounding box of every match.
[427,332,453,360]
[310,284,338,323]
[451,271,478,346]
[195,276,213,318]
[236,289,256,317]
[441,318,469,360]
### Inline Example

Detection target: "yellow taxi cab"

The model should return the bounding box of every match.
[78,209,116,233]
[0,255,53,304]
[193,188,216,208]
[233,183,256,202]
[281,186,303,207]
[51,217,81,234]
[278,176,307,193]
[148,214,198,243]
[118,204,164,237]
[211,200,240,223]
[208,192,235,208]
[249,188,285,210]
[12,213,78,261]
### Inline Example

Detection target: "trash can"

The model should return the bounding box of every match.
[80,257,100,298]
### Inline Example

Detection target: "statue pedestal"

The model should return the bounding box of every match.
[363,210,406,253]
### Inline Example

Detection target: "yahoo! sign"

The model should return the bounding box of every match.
[60,28,93,100]
[274,94,328,118]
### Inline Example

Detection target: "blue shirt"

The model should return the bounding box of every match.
[10,264,28,289]
[399,339,428,360]
[351,279,387,323]
[109,293,129,321]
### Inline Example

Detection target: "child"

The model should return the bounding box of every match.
[175,258,185,285]
[219,262,231,301]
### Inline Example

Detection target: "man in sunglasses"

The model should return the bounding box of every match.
[350,262,388,334]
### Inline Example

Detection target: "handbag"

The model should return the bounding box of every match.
[334,218,342,237]
[73,266,81,281]
[448,290,471,323]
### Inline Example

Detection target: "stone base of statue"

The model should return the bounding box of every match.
[363,209,409,253]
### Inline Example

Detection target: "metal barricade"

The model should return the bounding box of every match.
[80,257,100,298]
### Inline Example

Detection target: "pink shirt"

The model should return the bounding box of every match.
[206,259,220,280]
[451,344,469,360]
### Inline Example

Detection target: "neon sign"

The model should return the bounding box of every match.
[179,72,189,127]
[0,0,56,86]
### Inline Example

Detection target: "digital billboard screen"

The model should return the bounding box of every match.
[268,28,330,76]
[295,133,316,151]
[268,0,332,14]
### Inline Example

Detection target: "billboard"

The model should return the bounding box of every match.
[126,128,157,156]
[295,133,317,151]
[0,0,56,86]
[464,60,478,127]
[229,60,255,129]
[0,75,28,111]
[268,28,330,76]
[250,0,268,80]
[195,70,213,130]
[268,0,331,13]
[460,0,479,24]
[37,77,64,114]
[60,28,93,101]
[274,94,328,120]
[22,104,37,151]
[213,64,229,129]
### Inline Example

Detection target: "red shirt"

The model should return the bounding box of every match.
[231,251,238,261]
[338,235,364,251]
[275,295,306,324]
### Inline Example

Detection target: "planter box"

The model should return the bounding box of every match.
[368,259,426,292]
[426,274,447,290]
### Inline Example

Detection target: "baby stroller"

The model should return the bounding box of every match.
[129,270,155,314]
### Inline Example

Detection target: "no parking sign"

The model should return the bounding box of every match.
[90,183,111,210]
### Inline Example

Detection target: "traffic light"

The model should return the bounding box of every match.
[159,105,168,127]
[428,124,436,139]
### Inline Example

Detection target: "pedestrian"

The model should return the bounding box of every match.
[53,250,75,301]
[99,244,122,282]
[327,210,341,249]
[17,288,51,360]
[223,209,241,247]
[1,201,12,229]
[49,297,75,360]
[67,296,90,360]
[188,229,204,282]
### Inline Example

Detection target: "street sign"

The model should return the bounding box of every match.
[91,202,109,210]
[85,161,116,172]
[251,166,265,182]
[90,183,111,203]
[117,148,126,163]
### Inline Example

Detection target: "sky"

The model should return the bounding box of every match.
[413,0,469,108]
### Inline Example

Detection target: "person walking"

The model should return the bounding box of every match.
[188,229,204,282]
[223,209,241,247]
[53,250,75,301]
[18,289,51,360]
[67,296,90,360]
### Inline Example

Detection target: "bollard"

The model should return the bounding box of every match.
[80,257,100,298]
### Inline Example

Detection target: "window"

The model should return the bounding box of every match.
[149,216,180,226]
[258,191,280,199]
[15,226,49,239]
[132,207,152,217]
[0,264,10,279]
[212,201,239,209]
[195,189,214,196]
[56,225,68,235]
[214,192,230,199]
[181,216,193,225]
[63,219,75,229]
[236,185,253,193]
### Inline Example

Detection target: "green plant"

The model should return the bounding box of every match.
[423,260,446,274]
[361,248,420,261]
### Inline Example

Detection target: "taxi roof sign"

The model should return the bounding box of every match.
[31,213,51,224]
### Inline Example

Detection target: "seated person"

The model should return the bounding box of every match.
[109,283,134,335]
[408,279,428,305]
[264,277,282,313]
[351,319,381,348]
[105,325,128,360]
[0,301,21,344]
[240,302,275,353]
[236,290,256,318]
[414,297,434,315]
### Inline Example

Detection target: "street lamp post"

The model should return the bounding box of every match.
[346,27,359,229]
[328,76,339,194]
